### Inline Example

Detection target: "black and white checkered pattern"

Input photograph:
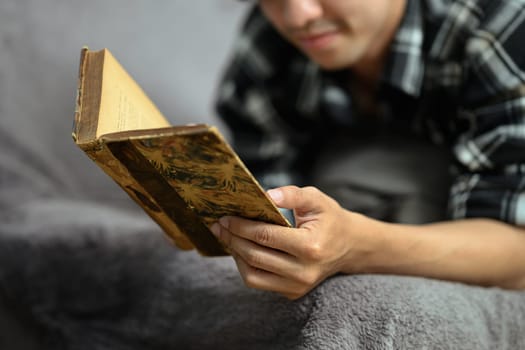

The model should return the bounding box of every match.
[216,0,525,225]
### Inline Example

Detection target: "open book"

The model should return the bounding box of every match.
[72,48,291,256]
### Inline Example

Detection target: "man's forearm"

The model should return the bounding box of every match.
[346,213,525,289]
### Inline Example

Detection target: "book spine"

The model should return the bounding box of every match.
[78,140,199,252]
[72,48,88,142]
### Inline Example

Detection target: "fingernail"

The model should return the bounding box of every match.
[210,223,220,237]
[267,188,283,203]
[219,217,229,229]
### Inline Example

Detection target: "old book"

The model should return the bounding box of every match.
[72,48,291,256]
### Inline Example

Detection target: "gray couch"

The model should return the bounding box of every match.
[1,1,525,349]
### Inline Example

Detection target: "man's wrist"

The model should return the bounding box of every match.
[339,211,391,275]
[339,212,431,277]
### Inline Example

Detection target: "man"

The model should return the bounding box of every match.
[210,0,525,300]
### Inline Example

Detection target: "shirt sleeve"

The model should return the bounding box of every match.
[449,3,525,225]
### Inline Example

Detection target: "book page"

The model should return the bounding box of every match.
[97,49,170,137]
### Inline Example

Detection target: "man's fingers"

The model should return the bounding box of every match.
[216,216,302,256]
[227,231,305,279]
[212,220,303,275]
[232,253,307,298]
[211,224,314,298]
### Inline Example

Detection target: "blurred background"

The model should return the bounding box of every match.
[0,0,250,205]
[0,1,250,346]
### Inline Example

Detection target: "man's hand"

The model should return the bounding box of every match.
[210,186,369,300]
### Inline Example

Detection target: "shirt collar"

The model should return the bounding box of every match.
[381,0,425,97]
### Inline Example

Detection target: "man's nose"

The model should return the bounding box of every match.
[283,0,323,29]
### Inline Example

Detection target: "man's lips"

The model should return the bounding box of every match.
[297,30,340,50]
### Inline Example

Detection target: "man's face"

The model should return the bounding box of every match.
[258,0,407,71]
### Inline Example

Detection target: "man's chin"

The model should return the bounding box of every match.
[307,54,354,71]
[296,44,354,70]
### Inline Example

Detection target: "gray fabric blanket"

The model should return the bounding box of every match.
[2,199,525,349]
[1,125,525,349]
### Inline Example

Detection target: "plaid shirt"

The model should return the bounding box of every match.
[216,0,525,225]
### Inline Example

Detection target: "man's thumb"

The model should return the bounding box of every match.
[267,186,324,215]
